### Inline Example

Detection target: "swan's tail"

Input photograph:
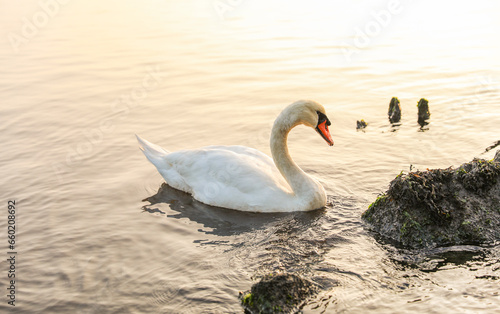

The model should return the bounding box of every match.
[136,134,170,169]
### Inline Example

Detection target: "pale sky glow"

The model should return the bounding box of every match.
[4,0,496,73]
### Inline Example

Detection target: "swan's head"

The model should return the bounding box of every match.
[281,100,334,146]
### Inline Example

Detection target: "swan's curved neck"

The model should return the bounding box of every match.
[270,117,315,196]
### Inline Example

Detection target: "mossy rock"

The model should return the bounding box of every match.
[388,97,401,123]
[356,119,367,129]
[241,273,318,313]
[417,98,430,125]
[362,151,500,249]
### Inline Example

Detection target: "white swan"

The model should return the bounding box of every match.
[137,100,334,212]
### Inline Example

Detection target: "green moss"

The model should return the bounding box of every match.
[400,211,422,236]
[363,195,388,221]
[400,221,408,235]
[368,194,387,210]
[242,293,253,306]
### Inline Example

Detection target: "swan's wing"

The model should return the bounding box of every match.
[164,145,292,210]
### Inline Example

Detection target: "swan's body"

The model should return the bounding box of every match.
[137,100,334,212]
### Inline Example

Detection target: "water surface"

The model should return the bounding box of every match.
[1,0,499,312]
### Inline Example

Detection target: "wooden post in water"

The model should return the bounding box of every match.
[388,97,401,123]
[417,98,430,126]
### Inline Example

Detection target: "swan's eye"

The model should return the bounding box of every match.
[317,111,331,126]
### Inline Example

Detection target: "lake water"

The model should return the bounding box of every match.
[1,0,499,312]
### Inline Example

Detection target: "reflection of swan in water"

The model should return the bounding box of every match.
[137,100,334,212]
[142,183,325,237]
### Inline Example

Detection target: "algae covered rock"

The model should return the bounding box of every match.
[356,119,367,130]
[241,273,318,313]
[362,152,500,249]
[388,97,402,123]
[417,98,430,126]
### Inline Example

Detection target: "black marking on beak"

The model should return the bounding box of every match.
[315,111,334,146]
[316,111,331,127]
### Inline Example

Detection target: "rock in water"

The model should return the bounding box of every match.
[388,97,402,123]
[241,273,318,313]
[362,152,500,249]
[356,119,367,129]
[417,98,430,126]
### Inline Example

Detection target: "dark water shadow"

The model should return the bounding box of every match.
[369,231,499,272]
[389,122,402,132]
[141,183,326,237]
[418,120,430,132]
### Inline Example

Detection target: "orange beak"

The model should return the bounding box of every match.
[316,120,334,146]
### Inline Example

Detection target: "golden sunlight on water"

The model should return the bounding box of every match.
[0,0,499,312]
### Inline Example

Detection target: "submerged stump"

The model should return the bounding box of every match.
[241,273,318,313]
[362,151,500,249]
[388,97,402,123]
